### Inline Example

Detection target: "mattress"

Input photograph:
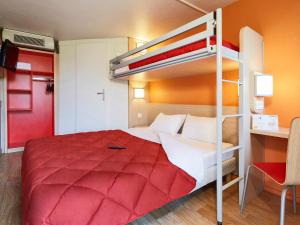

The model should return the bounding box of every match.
[22,130,196,225]
[124,127,161,144]
[115,37,239,74]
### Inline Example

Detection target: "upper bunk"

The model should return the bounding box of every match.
[110,9,240,81]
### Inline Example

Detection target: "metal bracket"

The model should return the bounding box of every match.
[208,45,216,53]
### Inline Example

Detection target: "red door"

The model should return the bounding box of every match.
[7,50,54,149]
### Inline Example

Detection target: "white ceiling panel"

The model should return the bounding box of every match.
[0,0,237,40]
[186,0,237,12]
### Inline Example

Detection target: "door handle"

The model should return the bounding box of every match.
[97,89,105,101]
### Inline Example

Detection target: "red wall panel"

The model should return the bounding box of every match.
[7,50,54,149]
[8,81,54,148]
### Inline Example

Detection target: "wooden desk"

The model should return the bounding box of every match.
[248,127,289,201]
[250,127,289,139]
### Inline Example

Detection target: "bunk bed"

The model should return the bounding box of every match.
[110,8,246,225]
[21,8,252,225]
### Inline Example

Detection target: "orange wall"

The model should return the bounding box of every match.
[150,0,300,125]
[223,0,300,127]
[149,71,239,106]
[223,0,300,201]
[148,0,300,200]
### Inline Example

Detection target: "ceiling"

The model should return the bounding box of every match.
[0,0,237,41]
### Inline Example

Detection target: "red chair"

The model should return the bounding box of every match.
[241,118,300,225]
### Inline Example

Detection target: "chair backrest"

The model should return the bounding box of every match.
[285,117,300,185]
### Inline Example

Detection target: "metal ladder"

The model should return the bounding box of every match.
[215,8,245,225]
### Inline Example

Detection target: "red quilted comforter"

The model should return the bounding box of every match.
[22,130,196,225]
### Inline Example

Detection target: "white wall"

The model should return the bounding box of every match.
[57,43,77,134]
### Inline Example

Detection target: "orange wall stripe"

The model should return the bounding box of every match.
[149,71,239,106]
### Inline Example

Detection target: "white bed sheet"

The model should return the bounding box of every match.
[173,135,234,169]
[123,127,160,143]
[124,127,234,169]
[124,127,236,192]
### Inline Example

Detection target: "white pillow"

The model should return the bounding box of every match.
[150,113,186,135]
[159,132,204,182]
[182,115,224,143]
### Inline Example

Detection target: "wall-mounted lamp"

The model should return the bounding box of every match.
[252,73,273,114]
[136,39,147,54]
[255,73,273,97]
[134,88,145,99]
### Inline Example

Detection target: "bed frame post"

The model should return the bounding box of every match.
[216,8,223,225]
[239,51,246,206]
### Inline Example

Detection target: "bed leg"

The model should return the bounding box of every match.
[217,221,222,225]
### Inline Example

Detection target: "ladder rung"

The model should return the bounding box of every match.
[222,79,243,85]
[223,145,241,153]
[222,176,243,191]
[223,114,243,119]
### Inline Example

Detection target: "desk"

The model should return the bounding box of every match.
[248,127,289,201]
[250,127,289,139]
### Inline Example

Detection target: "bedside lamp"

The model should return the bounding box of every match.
[134,88,145,99]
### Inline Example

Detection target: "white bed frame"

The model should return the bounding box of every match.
[110,8,251,225]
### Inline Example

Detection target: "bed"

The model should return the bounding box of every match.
[115,37,239,76]
[22,127,236,225]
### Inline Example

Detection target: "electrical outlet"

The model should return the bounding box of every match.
[255,99,264,110]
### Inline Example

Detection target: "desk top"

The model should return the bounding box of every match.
[250,127,289,139]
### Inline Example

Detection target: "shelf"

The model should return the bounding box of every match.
[15,69,32,75]
[15,69,54,76]
[7,89,32,94]
[8,108,32,112]
[32,71,54,76]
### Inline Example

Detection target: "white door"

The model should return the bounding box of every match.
[57,38,128,135]
[76,41,108,132]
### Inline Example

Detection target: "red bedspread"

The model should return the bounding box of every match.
[22,130,196,225]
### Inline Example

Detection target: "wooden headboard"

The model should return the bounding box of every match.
[146,103,239,145]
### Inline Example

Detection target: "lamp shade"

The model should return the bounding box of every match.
[255,74,273,97]
[134,88,145,99]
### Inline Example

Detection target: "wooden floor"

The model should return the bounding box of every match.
[1,153,299,225]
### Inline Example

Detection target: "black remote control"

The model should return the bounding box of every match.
[108,146,127,150]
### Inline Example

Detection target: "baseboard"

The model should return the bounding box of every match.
[7,147,24,153]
